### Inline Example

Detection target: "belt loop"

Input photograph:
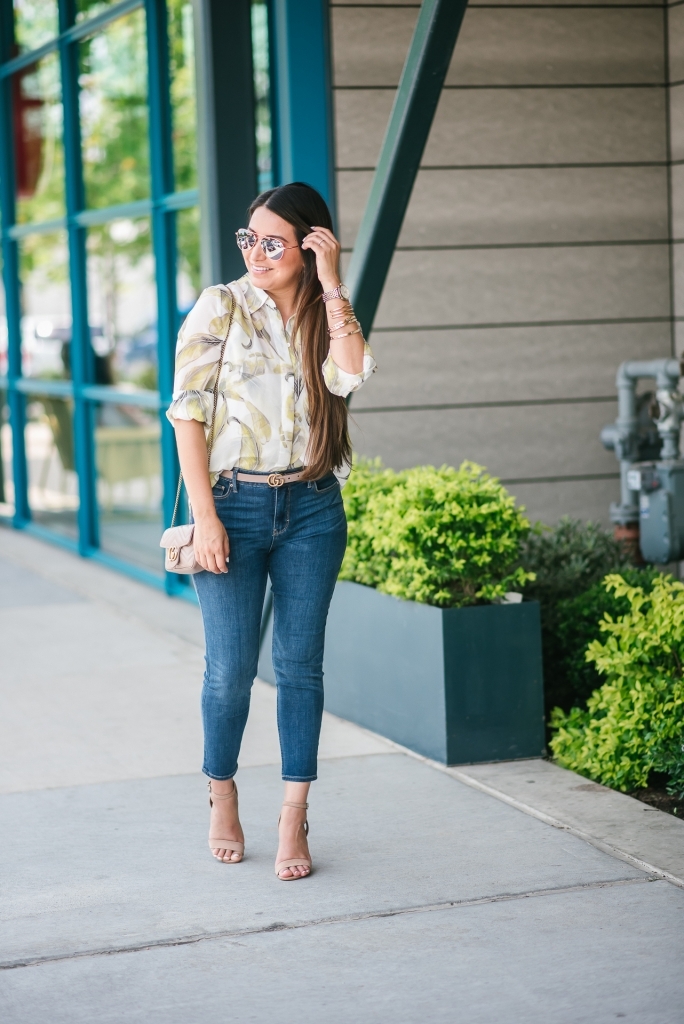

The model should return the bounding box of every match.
[231,467,239,492]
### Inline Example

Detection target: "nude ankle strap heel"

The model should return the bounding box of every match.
[208,781,245,863]
[275,801,312,880]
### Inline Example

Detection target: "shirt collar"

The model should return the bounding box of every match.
[238,274,277,313]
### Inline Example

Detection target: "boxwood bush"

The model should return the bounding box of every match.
[340,459,534,607]
[550,574,684,798]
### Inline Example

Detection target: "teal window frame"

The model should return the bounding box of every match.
[0,0,198,594]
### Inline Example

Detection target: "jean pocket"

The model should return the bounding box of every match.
[212,479,231,500]
[313,473,339,494]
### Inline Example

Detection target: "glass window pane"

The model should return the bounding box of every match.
[25,394,78,539]
[176,206,200,317]
[252,0,272,193]
[79,10,150,210]
[13,52,65,225]
[86,217,157,388]
[13,0,58,54]
[0,393,13,518]
[19,230,71,380]
[94,401,163,577]
[0,244,9,517]
[168,0,197,192]
[76,0,119,24]
[0,235,6,379]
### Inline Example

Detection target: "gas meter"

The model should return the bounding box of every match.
[601,359,684,563]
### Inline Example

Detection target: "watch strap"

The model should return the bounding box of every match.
[321,284,346,302]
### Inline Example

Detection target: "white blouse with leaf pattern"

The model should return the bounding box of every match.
[166,275,376,484]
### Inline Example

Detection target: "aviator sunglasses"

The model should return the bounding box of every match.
[236,228,300,261]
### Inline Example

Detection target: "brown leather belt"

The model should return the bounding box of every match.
[219,469,304,488]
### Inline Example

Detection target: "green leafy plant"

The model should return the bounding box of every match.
[550,574,684,798]
[340,460,534,607]
[520,519,635,713]
[522,518,631,606]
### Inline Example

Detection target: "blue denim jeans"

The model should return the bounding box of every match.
[193,469,347,782]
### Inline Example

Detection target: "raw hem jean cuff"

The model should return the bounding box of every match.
[281,774,317,782]
[203,769,238,781]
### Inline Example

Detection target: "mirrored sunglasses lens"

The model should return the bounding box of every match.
[236,230,256,251]
[262,238,285,260]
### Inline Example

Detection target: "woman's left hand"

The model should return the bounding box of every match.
[302,226,341,292]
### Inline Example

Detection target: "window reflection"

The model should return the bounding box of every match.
[0,247,9,517]
[13,52,65,225]
[79,10,150,210]
[0,394,12,518]
[12,0,58,54]
[252,0,273,192]
[94,401,163,576]
[76,0,119,23]
[19,231,72,380]
[25,394,79,539]
[0,241,6,381]
[87,217,157,389]
[168,0,197,192]
[176,206,200,318]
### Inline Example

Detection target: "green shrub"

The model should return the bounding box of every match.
[550,567,661,711]
[522,518,630,606]
[340,459,534,607]
[550,574,684,798]
[520,519,635,713]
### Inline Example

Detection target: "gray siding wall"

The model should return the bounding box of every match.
[332,0,672,525]
[671,1,684,369]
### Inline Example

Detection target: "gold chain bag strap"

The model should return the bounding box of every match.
[160,295,235,574]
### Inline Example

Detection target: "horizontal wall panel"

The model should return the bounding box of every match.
[334,88,667,168]
[669,4,684,84]
[332,7,664,88]
[672,241,684,320]
[670,83,684,162]
[359,245,671,330]
[337,166,669,250]
[353,322,671,409]
[446,8,664,87]
[348,401,619,480]
[670,163,684,238]
[504,478,619,528]
[331,6,416,88]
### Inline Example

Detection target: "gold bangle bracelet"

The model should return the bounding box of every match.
[329,326,363,340]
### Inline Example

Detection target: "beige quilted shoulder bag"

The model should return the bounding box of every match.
[160,295,235,574]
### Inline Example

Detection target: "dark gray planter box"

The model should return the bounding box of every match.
[258,580,545,765]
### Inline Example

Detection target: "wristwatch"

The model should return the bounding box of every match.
[321,283,350,303]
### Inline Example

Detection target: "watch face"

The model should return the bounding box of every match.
[340,284,350,300]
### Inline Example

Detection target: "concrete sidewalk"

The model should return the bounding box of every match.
[1,527,683,1023]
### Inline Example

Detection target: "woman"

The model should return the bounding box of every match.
[168,182,375,880]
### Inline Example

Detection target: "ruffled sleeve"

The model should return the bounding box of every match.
[322,340,376,398]
[166,287,233,427]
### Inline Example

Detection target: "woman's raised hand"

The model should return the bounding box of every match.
[302,226,341,292]
[193,514,230,574]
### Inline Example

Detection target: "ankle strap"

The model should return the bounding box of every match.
[282,801,309,809]
[208,781,236,800]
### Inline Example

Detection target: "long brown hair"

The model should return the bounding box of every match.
[248,182,352,480]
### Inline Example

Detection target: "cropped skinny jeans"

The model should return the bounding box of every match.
[193,469,347,782]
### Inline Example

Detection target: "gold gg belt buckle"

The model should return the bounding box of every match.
[267,472,285,488]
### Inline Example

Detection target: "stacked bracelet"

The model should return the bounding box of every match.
[326,299,362,341]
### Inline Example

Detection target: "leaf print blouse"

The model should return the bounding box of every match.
[166,275,376,483]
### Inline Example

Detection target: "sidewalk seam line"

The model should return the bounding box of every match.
[0,875,656,972]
